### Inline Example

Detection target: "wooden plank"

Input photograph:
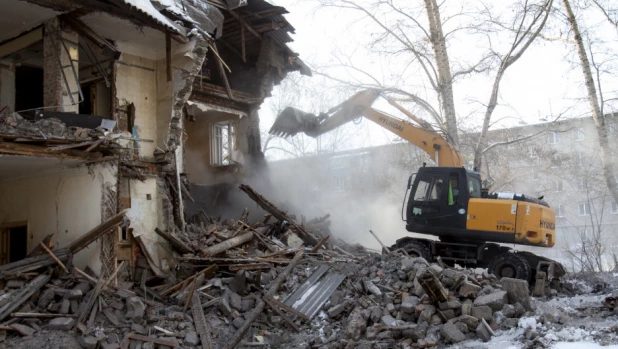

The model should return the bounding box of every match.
[75,262,124,328]
[49,141,96,151]
[154,228,194,254]
[69,210,127,254]
[0,274,50,321]
[11,312,77,318]
[27,234,54,257]
[264,298,300,332]
[191,293,213,349]
[310,235,330,253]
[264,296,310,321]
[40,242,69,273]
[223,251,304,349]
[229,263,272,271]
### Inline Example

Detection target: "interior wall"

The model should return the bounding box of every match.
[0,162,117,272]
[185,110,241,185]
[115,53,158,158]
[0,63,15,112]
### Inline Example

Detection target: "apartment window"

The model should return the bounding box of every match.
[553,180,563,192]
[547,132,559,144]
[612,202,618,214]
[210,121,236,166]
[578,202,590,216]
[609,123,617,137]
[573,128,585,141]
[576,178,586,190]
[556,204,565,217]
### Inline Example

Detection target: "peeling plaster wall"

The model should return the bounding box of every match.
[0,163,117,273]
[185,110,244,185]
[115,54,158,158]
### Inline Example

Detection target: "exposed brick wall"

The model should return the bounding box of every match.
[43,18,78,113]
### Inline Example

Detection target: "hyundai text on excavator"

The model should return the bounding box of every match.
[269,89,564,285]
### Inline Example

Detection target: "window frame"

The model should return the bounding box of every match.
[210,120,236,167]
[578,202,590,216]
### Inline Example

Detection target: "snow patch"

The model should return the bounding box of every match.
[518,317,538,331]
[553,342,618,349]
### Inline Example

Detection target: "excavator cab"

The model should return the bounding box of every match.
[405,167,481,239]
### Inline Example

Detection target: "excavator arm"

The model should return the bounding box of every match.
[269,89,463,167]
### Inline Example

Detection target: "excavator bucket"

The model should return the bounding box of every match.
[269,107,321,138]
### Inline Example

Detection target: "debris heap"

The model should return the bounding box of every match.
[0,184,544,349]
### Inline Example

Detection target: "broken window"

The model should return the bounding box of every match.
[211,120,236,166]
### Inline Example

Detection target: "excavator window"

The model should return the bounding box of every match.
[448,173,459,205]
[413,176,431,201]
[467,172,482,198]
[411,175,444,216]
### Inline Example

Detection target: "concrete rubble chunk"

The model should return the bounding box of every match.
[501,277,532,311]
[228,291,243,311]
[366,326,379,340]
[457,315,479,331]
[363,280,382,297]
[470,306,493,321]
[473,290,508,311]
[346,307,369,341]
[381,314,397,327]
[441,322,466,343]
[369,306,382,323]
[458,281,481,298]
[232,317,244,329]
[68,289,83,300]
[79,335,99,349]
[184,331,199,346]
[328,304,345,318]
[476,318,494,342]
[438,300,462,310]
[401,295,419,314]
[48,317,75,330]
[219,297,233,317]
[125,297,146,320]
[100,342,120,349]
[10,324,35,337]
[38,288,55,309]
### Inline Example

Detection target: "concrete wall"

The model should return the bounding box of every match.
[0,162,117,272]
[115,54,158,158]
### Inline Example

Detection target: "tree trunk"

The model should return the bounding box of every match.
[423,0,459,147]
[563,0,618,205]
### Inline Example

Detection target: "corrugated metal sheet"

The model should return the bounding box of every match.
[284,264,329,306]
[284,266,345,320]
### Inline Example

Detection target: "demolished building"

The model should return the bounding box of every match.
[0,0,309,279]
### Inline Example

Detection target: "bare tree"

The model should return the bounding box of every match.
[561,0,618,204]
[314,0,553,170]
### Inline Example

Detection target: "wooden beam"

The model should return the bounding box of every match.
[191,293,213,349]
[264,298,300,332]
[69,210,127,254]
[0,27,43,59]
[227,10,262,40]
[154,228,194,254]
[39,242,69,273]
[240,18,246,63]
[0,274,51,321]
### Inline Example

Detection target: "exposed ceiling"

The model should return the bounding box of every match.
[0,0,58,43]
[0,155,84,180]
[80,12,167,60]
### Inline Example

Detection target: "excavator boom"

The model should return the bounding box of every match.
[270,89,463,167]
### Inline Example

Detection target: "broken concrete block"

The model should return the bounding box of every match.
[386,303,395,313]
[455,321,469,334]
[502,304,516,318]
[10,324,35,337]
[381,314,397,326]
[79,336,99,349]
[501,277,532,310]
[470,306,493,321]
[402,322,427,341]
[184,331,199,346]
[67,289,83,301]
[346,307,369,341]
[438,300,462,310]
[459,281,481,298]
[328,304,345,318]
[125,297,146,320]
[401,295,419,314]
[369,306,381,323]
[458,315,479,331]
[219,297,233,317]
[366,325,379,340]
[59,299,70,314]
[461,300,472,316]
[48,317,75,330]
[228,291,242,311]
[131,323,146,334]
[232,317,244,329]
[241,297,255,312]
[473,290,508,311]
[441,322,466,343]
[70,300,79,314]
[363,280,382,297]
[38,288,55,309]
[167,311,184,321]
[476,319,494,342]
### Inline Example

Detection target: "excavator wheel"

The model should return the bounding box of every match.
[488,253,531,281]
[401,241,432,262]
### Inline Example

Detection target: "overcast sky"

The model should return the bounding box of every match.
[259,0,618,159]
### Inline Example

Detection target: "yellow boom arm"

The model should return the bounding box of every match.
[270,89,463,167]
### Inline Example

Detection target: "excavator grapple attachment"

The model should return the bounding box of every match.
[269,107,321,138]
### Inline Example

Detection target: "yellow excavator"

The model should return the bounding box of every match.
[270,89,564,284]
